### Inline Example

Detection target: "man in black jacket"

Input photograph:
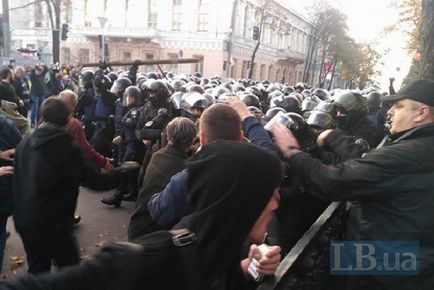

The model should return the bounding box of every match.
[272,79,434,290]
[29,65,48,127]
[13,98,129,274]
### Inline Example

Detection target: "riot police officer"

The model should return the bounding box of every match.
[76,69,96,139]
[101,86,143,207]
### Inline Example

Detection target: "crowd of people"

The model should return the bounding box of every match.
[0,60,433,290]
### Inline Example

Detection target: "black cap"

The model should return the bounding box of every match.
[383,79,434,106]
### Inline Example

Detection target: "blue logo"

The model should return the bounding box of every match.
[330,241,419,275]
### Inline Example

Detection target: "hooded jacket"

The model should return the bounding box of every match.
[13,123,119,234]
[2,140,282,290]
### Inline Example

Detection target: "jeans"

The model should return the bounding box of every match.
[0,217,8,273]
[31,95,44,126]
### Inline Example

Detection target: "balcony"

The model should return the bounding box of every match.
[277,48,305,63]
[80,27,158,39]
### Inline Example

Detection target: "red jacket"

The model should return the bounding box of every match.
[66,117,107,168]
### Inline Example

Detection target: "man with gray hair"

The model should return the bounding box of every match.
[128,117,197,240]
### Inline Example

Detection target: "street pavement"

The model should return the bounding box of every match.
[1,187,136,279]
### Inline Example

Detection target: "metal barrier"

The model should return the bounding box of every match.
[258,202,346,290]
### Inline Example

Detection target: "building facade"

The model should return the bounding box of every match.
[6,0,321,84]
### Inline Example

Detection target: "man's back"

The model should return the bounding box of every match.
[128,146,189,240]
[14,123,83,233]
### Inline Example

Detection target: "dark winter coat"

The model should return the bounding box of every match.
[288,123,434,290]
[1,140,283,290]
[128,145,189,240]
[0,114,22,219]
[29,67,48,97]
[13,123,119,234]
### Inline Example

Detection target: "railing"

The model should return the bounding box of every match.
[258,202,346,290]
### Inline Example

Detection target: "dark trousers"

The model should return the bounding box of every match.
[0,217,7,273]
[19,230,80,274]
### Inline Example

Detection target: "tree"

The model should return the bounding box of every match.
[247,1,289,80]
[419,0,434,80]
[313,7,348,88]
[45,0,61,64]
[385,0,434,82]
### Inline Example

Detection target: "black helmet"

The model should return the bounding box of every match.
[366,91,382,109]
[93,74,112,93]
[307,110,334,130]
[283,86,295,95]
[107,72,118,83]
[193,72,202,78]
[247,106,264,123]
[286,112,308,138]
[187,84,205,94]
[169,91,184,110]
[146,72,159,79]
[301,89,311,98]
[234,84,246,93]
[172,79,186,92]
[246,86,262,99]
[289,92,304,103]
[79,69,94,89]
[264,107,287,122]
[268,90,283,100]
[123,86,141,105]
[240,94,260,108]
[212,86,230,99]
[136,75,148,88]
[314,100,334,114]
[266,84,280,94]
[294,82,305,91]
[270,95,301,114]
[166,72,175,79]
[333,91,366,113]
[312,88,331,100]
[110,77,132,96]
[147,79,171,108]
[181,92,209,111]
[301,98,318,112]
[333,91,367,130]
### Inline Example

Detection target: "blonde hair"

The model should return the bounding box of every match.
[58,90,78,114]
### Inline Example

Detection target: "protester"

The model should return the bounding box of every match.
[29,65,49,127]
[1,140,282,290]
[272,79,434,289]
[12,98,133,274]
[128,117,196,240]
[0,113,22,274]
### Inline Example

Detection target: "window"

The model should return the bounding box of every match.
[172,0,182,31]
[79,49,90,63]
[148,0,158,29]
[260,64,266,80]
[62,0,73,23]
[122,51,132,62]
[168,53,178,73]
[34,2,43,27]
[62,47,71,64]
[145,53,154,72]
[197,0,209,31]
[243,6,249,38]
[193,55,204,75]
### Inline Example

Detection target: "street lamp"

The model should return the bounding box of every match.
[97,16,108,62]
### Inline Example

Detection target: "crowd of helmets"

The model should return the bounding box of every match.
[77,63,388,158]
